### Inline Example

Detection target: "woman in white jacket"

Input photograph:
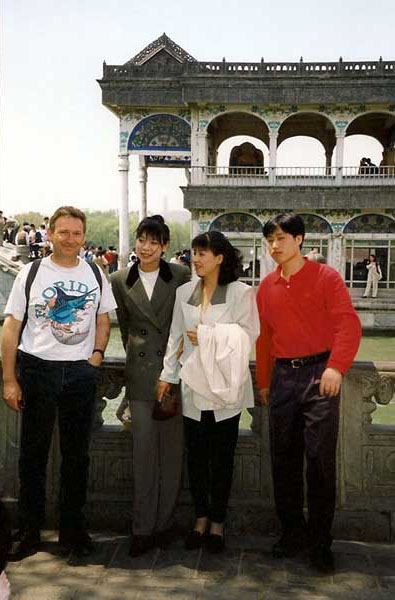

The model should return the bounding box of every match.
[158,231,260,553]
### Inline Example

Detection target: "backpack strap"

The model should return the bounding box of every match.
[87,261,102,312]
[19,258,42,342]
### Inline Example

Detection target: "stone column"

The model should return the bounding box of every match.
[335,134,345,184]
[269,133,278,185]
[260,236,276,280]
[138,156,148,222]
[118,153,130,268]
[328,234,345,277]
[190,122,208,184]
[196,132,208,184]
[325,148,333,175]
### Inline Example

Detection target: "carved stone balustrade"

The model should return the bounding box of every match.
[1,359,394,542]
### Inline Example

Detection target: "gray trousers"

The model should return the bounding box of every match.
[130,400,184,535]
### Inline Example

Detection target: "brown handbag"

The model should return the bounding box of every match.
[152,385,181,421]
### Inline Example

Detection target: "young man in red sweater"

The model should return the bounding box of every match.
[256,213,361,572]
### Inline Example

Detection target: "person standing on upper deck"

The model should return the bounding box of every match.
[255,213,361,573]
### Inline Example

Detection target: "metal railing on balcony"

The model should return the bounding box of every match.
[189,166,395,187]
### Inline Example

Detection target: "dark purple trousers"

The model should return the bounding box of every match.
[269,358,340,545]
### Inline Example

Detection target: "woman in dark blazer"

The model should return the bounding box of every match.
[111,216,190,557]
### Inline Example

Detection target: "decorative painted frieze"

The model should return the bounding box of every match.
[318,104,366,116]
[178,109,191,122]
[122,110,150,123]
[252,105,298,117]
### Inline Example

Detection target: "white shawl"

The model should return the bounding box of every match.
[180,322,251,411]
[0,572,10,600]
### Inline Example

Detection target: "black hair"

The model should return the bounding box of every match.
[369,254,377,261]
[135,215,170,245]
[263,213,305,250]
[191,231,243,285]
[0,500,11,573]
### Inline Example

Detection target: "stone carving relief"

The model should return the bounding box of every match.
[93,364,124,429]
[361,369,395,424]
[126,33,198,66]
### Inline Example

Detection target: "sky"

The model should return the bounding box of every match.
[1,0,394,219]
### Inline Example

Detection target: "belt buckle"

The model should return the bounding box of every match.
[291,358,302,368]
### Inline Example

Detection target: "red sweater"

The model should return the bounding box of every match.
[256,259,362,389]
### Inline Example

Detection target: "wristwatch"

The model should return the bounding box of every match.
[92,348,105,358]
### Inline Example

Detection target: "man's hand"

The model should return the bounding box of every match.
[157,380,171,403]
[1,315,23,411]
[3,378,23,411]
[258,388,270,406]
[88,353,103,368]
[319,367,342,397]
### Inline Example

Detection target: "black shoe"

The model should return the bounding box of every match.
[272,528,308,559]
[206,533,225,554]
[184,530,206,550]
[129,534,155,557]
[59,527,94,557]
[8,527,41,561]
[155,528,175,550]
[309,543,335,573]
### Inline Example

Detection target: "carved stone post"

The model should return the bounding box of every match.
[328,233,345,275]
[269,133,278,185]
[138,156,148,222]
[118,154,130,268]
[335,134,345,185]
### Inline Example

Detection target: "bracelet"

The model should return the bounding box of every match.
[92,348,105,358]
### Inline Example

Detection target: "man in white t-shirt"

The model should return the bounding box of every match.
[2,206,117,561]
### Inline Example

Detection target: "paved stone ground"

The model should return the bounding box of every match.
[6,532,395,599]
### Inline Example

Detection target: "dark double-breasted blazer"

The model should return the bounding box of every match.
[111,260,190,402]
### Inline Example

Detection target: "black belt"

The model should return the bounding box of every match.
[276,351,330,369]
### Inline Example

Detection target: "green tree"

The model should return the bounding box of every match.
[13,212,45,226]
[168,222,191,258]
[11,209,192,258]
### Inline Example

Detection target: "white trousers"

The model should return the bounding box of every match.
[364,278,378,298]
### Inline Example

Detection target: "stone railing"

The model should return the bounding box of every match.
[1,359,394,541]
[189,166,395,187]
[102,59,395,79]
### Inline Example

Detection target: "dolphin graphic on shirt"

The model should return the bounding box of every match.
[47,285,97,325]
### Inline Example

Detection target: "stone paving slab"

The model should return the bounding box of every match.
[5,532,395,599]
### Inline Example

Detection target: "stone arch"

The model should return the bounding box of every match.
[343,213,395,234]
[209,212,263,234]
[207,111,270,168]
[345,111,395,149]
[297,213,333,234]
[128,113,191,152]
[205,109,269,135]
[207,111,269,144]
[277,111,336,151]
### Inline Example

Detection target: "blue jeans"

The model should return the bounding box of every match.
[17,351,98,530]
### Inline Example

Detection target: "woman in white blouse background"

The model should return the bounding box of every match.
[158,231,260,553]
[363,254,382,299]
